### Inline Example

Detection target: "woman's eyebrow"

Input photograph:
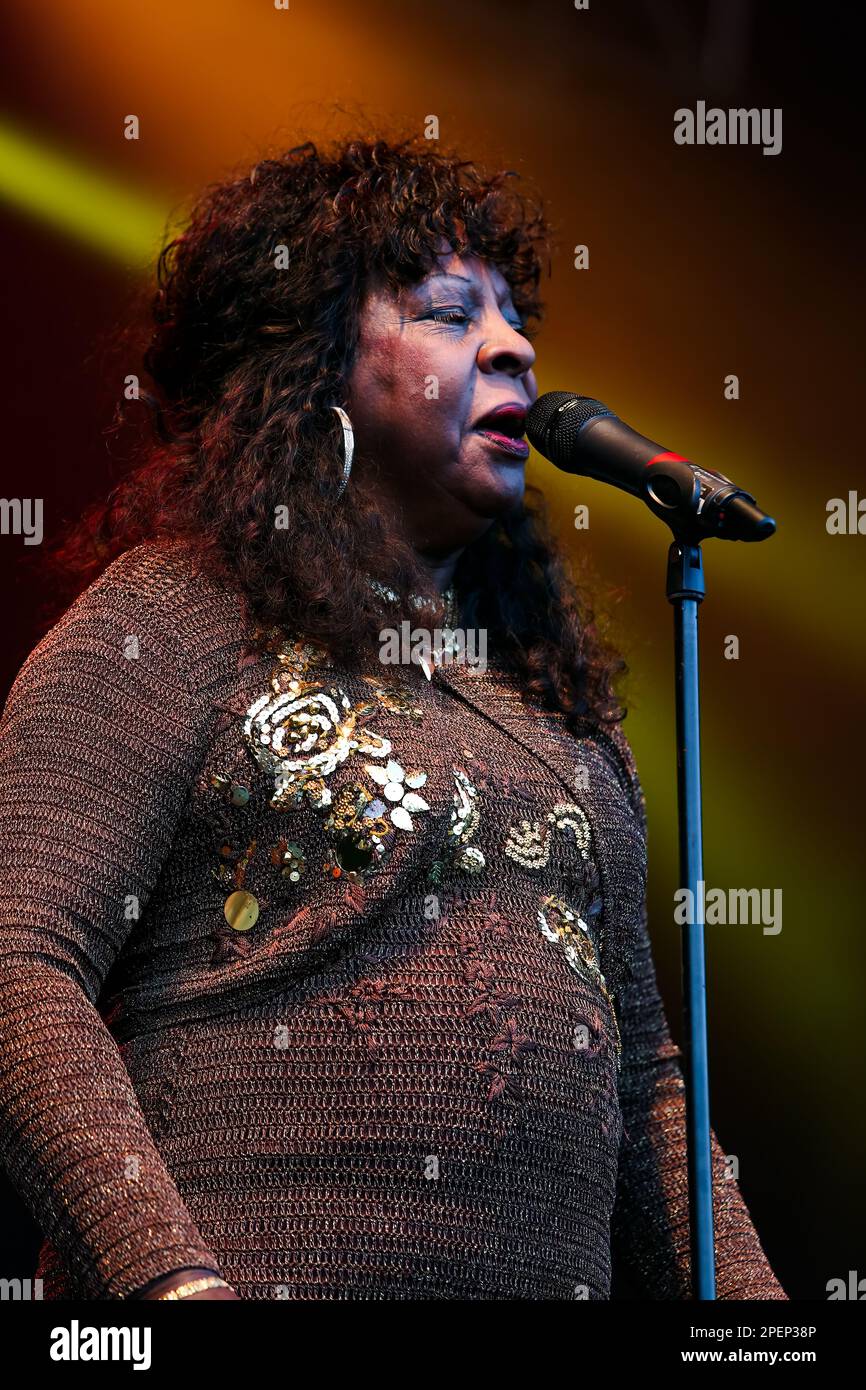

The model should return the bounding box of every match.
[420,273,480,300]
[422,273,513,307]
[428,272,473,286]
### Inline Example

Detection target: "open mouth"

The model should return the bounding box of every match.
[472,406,530,459]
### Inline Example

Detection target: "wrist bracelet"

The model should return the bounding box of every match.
[155,1275,232,1300]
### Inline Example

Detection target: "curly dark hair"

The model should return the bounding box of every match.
[42,134,627,729]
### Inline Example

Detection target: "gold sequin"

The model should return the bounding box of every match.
[508,795,594,867]
[224,889,260,932]
[505,802,592,870]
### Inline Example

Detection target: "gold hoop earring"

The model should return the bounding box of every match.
[330,405,354,497]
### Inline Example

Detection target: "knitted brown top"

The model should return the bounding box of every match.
[0,538,786,1300]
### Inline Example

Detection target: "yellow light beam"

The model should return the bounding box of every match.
[0,123,170,267]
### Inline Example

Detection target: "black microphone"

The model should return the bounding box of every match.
[526,391,776,543]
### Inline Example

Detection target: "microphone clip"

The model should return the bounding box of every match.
[644,459,775,543]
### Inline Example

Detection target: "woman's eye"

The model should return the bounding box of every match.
[423,308,534,339]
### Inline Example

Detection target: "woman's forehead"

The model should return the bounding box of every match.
[427,247,506,283]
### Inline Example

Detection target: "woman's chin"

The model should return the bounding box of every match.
[476,472,526,519]
[458,460,526,520]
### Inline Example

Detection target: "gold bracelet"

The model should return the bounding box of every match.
[155,1275,232,1300]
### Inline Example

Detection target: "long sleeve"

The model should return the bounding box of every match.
[604,725,787,1300]
[0,576,225,1299]
[610,905,787,1299]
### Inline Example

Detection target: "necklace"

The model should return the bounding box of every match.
[367,577,459,629]
[367,577,460,680]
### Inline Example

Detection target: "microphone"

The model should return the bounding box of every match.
[526,391,776,543]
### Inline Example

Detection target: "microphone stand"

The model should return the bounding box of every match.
[527,394,777,1301]
[666,538,715,1299]
[642,461,773,1300]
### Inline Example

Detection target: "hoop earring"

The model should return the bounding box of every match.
[330,405,354,497]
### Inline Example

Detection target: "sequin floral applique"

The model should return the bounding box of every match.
[321,757,433,884]
[244,652,392,810]
[503,800,593,871]
[363,760,430,831]
[504,820,550,869]
[548,802,592,859]
[322,781,393,880]
[242,629,433,887]
[537,894,622,1065]
[201,634,383,956]
[360,676,424,722]
[428,767,485,885]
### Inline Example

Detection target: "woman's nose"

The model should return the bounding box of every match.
[476,315,536,378]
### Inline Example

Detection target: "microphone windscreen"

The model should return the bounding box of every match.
[526,392,616,466]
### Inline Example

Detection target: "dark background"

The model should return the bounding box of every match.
[1,0,863,1300]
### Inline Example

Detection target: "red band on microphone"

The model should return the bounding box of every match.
[646,451,689,466]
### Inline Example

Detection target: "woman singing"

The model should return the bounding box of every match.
[0,137,786,1300]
